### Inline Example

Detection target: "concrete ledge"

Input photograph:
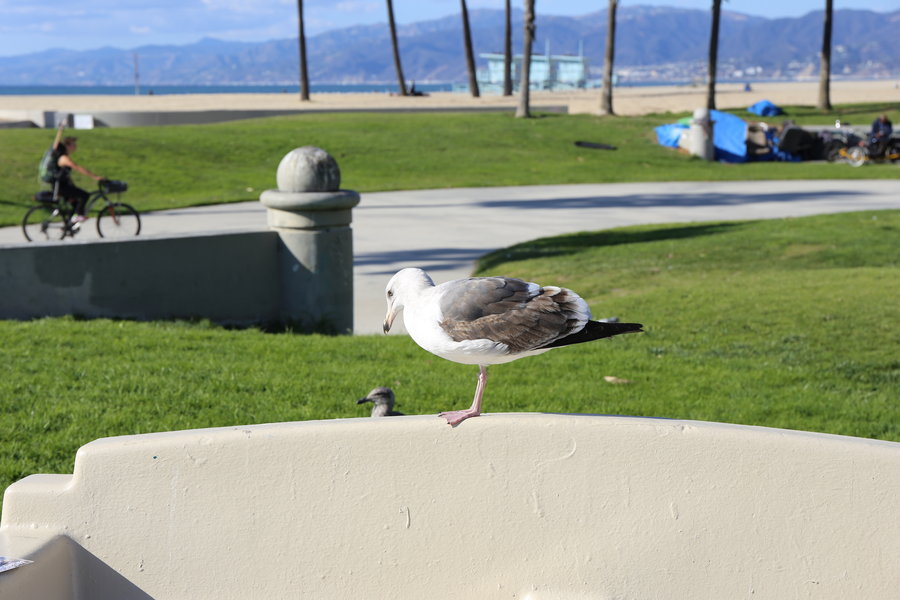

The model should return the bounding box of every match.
[0,105,568,128]
[1,414,897,599]
[0,120,38,129]
[0,231,280,325]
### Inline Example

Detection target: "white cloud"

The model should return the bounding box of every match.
[201,0,291,12]
[332,1,378,14]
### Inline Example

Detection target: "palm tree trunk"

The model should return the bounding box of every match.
[600,0,618,115]
[515,0,535,118]
[386,0,408,96]
[817,0,833,110]
[502,0,513,96]
[460,0,480,97]
[706,0,721,110]
[297,0,310,101]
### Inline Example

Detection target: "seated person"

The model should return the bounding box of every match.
[867,114,893,157]
[54,136,105,223]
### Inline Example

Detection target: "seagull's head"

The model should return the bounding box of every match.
[357,386,395,408]
[383,268,434,334]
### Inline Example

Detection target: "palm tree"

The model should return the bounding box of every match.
[599,0,618,115]
[386,0,408,96]
[817,0,833,110]
[502,0,513,96]
[515,0,536,118]
[297,0,310,101]
[460,0,480,97]
[706,0,722,110]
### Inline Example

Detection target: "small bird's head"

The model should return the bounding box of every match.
[383,268,433,334]
[357,387,397,417]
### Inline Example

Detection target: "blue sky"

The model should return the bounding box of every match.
[0,0,895,57]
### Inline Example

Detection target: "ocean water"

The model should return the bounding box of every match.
[0,83,455,96]
[0,79,827,97]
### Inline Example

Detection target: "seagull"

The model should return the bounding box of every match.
[357,386,404,417]
[383,268,643,426]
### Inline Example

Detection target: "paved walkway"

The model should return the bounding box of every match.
[2,180,898,334]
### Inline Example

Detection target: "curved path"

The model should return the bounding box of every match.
[2,180,898,334]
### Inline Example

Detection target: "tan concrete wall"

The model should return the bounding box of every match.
[1,414,898,599]
[0,231,281,326]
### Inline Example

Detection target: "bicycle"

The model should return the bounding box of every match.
[825,134,900,167]
[22,179,141,242]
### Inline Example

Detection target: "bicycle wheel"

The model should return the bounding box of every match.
[824,140,844,162]
[846,146,867,168]
[96,203,141,238]
[22,205,67,242]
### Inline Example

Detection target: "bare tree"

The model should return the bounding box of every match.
[706,0,722,110]
[515,0,536,118]
[502,0,513,96]
[599,0,618,115]
[386,0,408,96]
[297,0,310,101]
[817,0,833,110]
[460,0,480,97]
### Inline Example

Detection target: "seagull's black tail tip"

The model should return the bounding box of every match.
[598,321,644,336]
[541,320,644,349]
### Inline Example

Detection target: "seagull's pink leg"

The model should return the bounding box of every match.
[440,365,488,426]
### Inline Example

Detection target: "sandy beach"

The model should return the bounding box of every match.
[0,79,897,119]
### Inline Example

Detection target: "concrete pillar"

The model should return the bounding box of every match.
[690,107,715,161]
[259,146,360,333]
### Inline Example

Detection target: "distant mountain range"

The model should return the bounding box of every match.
[0,6,897,86]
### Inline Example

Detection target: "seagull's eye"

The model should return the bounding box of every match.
[387,290,394,298]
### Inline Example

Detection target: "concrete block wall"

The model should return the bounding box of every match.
[0,232,282,327]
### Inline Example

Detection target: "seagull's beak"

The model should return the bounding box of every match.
[357,397,371,405]
[383,309,395,334]
[384,287,400,333]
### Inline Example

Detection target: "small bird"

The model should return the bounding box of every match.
[383,268,643,426]
[357,386,403,417]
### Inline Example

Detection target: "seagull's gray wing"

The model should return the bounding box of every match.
[438,277,585,353]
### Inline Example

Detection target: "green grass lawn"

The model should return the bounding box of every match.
[2,209,897,502]
[0,102,896,227]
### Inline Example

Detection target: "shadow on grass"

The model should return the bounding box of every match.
[477,222,741,271]
[823,104,897,118]
[0,199,31,208]
[476,189,861,211]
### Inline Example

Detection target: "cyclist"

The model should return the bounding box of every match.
[53,136,105,223]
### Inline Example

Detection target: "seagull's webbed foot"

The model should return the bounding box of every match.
[439,408,481,427]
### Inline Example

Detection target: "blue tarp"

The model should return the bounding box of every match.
[711,109,748,163]
[654,110,749,163]
[747,99,784,116]
[654,123,687,148]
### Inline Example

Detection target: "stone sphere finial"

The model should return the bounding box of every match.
[276,146,341,193]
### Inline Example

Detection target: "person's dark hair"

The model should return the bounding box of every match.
[57,136,78,156]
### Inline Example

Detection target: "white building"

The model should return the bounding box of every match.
[477,43,589,92]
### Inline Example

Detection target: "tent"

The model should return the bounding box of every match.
[747,99,785,117]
